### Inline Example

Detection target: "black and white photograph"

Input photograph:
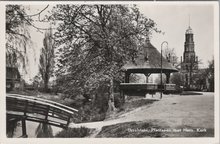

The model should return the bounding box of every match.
[2,1,219,143]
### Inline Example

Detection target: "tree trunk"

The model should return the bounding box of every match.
[108,78,116,112]
[44,76,49,92]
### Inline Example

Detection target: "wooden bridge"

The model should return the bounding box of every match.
[6,94,79,137]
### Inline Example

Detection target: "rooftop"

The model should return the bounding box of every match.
[122,40,178,73]
[186,26,193,34]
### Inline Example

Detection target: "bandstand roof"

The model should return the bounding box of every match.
[122,40,178,74]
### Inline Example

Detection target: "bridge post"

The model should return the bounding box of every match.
[21,100,28,137]
[21,118,28,138]
[45,105,50,120]
[66,113,71,128]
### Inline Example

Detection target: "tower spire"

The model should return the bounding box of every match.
[186,15,193,34]
[189,14,190,27]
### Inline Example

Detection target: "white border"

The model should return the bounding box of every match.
[0,1,219,144]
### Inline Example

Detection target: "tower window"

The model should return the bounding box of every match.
[186,56,188,62]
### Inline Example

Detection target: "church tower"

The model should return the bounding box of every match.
[181,20,198,89]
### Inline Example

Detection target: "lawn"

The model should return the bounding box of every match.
[96,120,214,138]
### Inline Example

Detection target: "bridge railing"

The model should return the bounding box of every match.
[7,94,79,128]
[8,94,78,113]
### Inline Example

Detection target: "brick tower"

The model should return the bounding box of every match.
[181,24,198,89]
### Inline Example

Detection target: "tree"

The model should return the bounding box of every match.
[154,74,167,85]
[52,5,158,110]
[170,72,184,86]
[153,47,179,86]
[163,47,179,68]
[190,59,214,91]
[39,27,55,92]
[6,5,32,68]
[207,59,214,92]
[6,5,50,69]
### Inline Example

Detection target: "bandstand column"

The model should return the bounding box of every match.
[144,73,151,83]
[165,73,171,84]
[125,71,131,83]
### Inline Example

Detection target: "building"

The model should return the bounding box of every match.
[181,25,199,89]
[6,67,21,92]
[120,38,178,98]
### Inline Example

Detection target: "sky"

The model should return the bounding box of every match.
[138,3,214,68]
[18,3,216,81]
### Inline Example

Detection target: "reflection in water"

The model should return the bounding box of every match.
[35,123,53,138]
[6,118,20,137]
[7,120,62,138]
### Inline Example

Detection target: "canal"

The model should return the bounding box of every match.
[12,121,63,138]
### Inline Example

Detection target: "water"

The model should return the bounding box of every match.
[12,121,63,138]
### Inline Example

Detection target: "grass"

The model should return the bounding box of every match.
[96,121,214,138]
[55,127,93,138]
[106,97,158,120]
[121,97,158,111]
[96,121,166,138]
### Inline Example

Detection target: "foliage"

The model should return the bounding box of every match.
[51,4,158,101]
[6,5,50,75]
[192,58,214,91]
[35,123,53,138]
[32,74,42,90]
[207,59,214,91]
[79,104,107,122]
[170,72,184,86]
[55,127,91,138]
[163,47,179,68]
[39,27,55,92]
[6,5,32,69]
[76,83,110,122]
[129,74,143,83]
[154,74,167,85]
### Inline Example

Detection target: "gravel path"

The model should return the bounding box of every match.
[69,92,214,136]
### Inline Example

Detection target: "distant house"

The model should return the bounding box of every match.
[6,67,21,91]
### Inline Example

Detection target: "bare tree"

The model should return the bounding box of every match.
[163,47,179,68]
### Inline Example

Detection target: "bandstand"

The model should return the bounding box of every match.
[120,39,178,98]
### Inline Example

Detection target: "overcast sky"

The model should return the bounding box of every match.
[20,3,216,81]
[138,3,214,68]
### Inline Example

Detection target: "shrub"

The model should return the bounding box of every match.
[113,92,124,108]
[55,127,91,138]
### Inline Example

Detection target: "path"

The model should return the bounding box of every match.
[69,92,214,137]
